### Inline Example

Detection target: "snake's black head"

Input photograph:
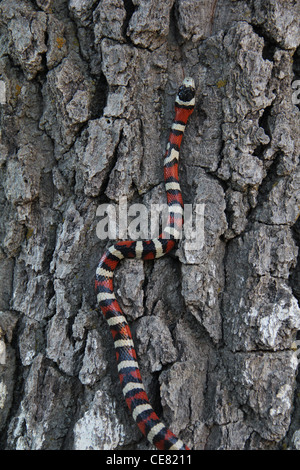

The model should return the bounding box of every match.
[177,77,195,105]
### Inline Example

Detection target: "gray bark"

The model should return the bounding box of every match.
[0,0,299,450]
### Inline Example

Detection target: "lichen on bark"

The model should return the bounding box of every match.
[0,0,299,450]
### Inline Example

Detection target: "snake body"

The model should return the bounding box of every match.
[95,78,195,450]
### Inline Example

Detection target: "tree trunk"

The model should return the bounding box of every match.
[0,0,299,450]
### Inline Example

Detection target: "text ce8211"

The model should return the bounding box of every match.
[149,454,192,465]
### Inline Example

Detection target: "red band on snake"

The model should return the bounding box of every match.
[95,78,195,450]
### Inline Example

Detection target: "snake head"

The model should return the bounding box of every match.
[177,77,195,104]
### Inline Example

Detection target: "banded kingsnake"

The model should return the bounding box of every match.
[95,78,195,450]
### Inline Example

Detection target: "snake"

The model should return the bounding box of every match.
[95,78,195,450]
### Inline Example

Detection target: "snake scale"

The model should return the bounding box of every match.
[95,78,195,450]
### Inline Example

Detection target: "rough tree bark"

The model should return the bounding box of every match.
[0,0,299,450]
